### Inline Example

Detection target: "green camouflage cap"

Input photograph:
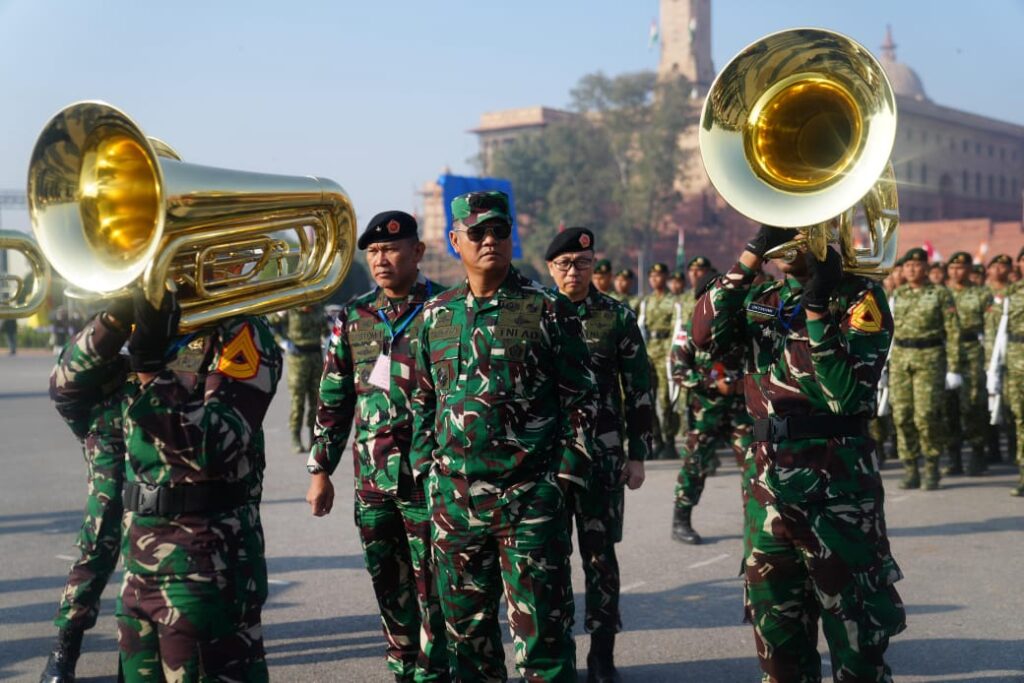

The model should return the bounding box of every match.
[947,251,971,266]
[670,269,686,280]
[616,268,635,279]
[902,247,928,263]
[990,253,1012,267]
[594,258,612,274]
[649,262,669,275]
[451,190,512,228]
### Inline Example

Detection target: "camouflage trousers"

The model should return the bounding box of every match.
[287,350,321,436]
[117,564,268,682]
[675,392,752,510]
[890,346,947,461]
[649,341,679,452]
[1003,344,1024,466]
[355,488,449,682]
[569,480,624,636]
[948,342,988,452]
[55,441,124,631]
[428,473,576,683]
[743,491,906,683]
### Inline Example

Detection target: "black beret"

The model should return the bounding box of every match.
[948,251,972,266]
[688,255,713,270]
[594,258,612,274]
[616,268,635,279]
[545,227,595,261]
[649,262,669,275]
[903,247,928,263]
[358,210,418,250]
[990,254,1012,267]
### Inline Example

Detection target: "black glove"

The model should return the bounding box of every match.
[803,247,843,314]
[745,225,794,259]
[103,296,134,331]
[128,288,181,373]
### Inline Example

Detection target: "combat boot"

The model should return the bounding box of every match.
[922,457,941,491]
[291,432,304,453]
[898,460,920,489]
[943,446,963,476]
[586,632,620,683]
[967,445,987,476]
[39,627,83,683]
[671,507,702,545]
[1011,467,1024,497]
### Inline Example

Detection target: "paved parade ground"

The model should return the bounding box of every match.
[1,351,1022,682]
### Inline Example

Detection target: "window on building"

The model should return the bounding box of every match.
[988,144,994,157]
[976,142,982,155]
[988,175,994,197]
[1001,148,1006,161]
[922,130,928,144]
[962,170,969,193]
[1013,178,1020,198]
[962,140,969,154]
[921,164,928,185]
[905,163,913,182]
[1000,176,1007,198]
[976,172,982,194]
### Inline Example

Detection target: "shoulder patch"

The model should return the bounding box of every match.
[849,292,883,333]
[216,323,261,380]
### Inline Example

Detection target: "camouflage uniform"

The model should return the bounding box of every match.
[985,283,1014,463]
[694,263,906,682]
[670,337,752,512]
[273,306,327,448]
[947,284,993,474]
[410,266,597,683]
[639,291,679,457]
[672,291,699,442]
[890,283,961,488]
[309,275,449,682]
[570,285,654,636]
[51,313,282,682]
[995,281,1024,494]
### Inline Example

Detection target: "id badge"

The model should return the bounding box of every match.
[368,353,391,391]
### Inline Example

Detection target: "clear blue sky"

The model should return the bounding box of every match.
[0,0,1021,229]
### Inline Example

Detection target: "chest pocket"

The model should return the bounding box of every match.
[348,328,384,388]
[428,324,461,391]
[584,310,616,357]
[493,299,543,362]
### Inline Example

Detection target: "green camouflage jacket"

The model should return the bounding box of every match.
[639,291,676,339]
[270,306,329,350]
[410,267,597,503]
[574,286,654,488]
[692,262,893,502]
[51,314,282,576]
[309,275,445,497]
[891,282,961,371]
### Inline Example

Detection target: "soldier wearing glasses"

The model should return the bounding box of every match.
[545,227,653,683]
[410,191,597,682]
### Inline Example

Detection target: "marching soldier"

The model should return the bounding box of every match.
[51,288,282,681]
[668,268,686,297]
[410,191,597,682]
[610,268,637,310]
[592,258,614,295]
[985,254,1015,464]
[639,263,678,459]
[693,225,905,681]
[305,210,449,682]
[945,251,992,476]
[890,247,961,490]
[671,257,714,454]
[545,228,653,683]
[272,305,328,452]
[670,269,752,545]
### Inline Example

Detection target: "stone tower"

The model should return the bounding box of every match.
[657,0,714,94]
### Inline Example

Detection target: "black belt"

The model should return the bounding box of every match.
[893,338,943,349]
[648,330,672,340]
[123,480,250,516]
[294,342,322,353]
[1009,334,1024,344]
[752,415,869,443]
[960,330,982,343]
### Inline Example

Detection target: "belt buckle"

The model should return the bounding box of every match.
[771,417,790,441]
[136,483,161,516]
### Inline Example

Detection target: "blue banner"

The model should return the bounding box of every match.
[439,174,522,259]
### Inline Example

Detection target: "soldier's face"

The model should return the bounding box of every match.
[614,275,631,294]
[449,219,513,276]
[947,263,969,285]
[928,267,946,285]
[904,260,927,284]
[365,238,425,292]
[649,272,667,291]
[592,271,612,292]
[989,262,1009,282]
[669,278,684,294]
[688,266,708,289]
[548,250,594,302]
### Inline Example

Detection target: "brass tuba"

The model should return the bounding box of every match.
[699,28,899,278]
[28,101,356,331]
[0,230,50,318]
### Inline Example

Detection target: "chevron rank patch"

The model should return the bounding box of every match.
[216,324,261,379]
[849,292,883,333]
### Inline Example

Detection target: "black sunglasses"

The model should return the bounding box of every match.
[456,222,512,242]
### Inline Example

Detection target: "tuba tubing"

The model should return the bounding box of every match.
[0,230,51,319]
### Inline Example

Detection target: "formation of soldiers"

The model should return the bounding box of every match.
[37,188,1023,683]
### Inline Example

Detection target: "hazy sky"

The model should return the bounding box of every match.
[1,0,1021,229]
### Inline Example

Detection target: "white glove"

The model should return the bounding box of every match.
[987,371,1001,395]
[945,372,963,390]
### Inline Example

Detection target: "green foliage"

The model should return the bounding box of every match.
[493,70,696,268]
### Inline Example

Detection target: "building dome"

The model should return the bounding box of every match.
[878,25,929,102]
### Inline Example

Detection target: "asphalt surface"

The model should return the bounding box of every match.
[1,350,1023,682]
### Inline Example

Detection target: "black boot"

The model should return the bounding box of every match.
[587,632,620,683]
[40,628,83,683]
[671,507,702,545]
[943,445,963,476]
[967,445,987,476]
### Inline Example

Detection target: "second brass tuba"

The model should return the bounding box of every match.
[699,28,899,278]
[0,230,50,319]
[28,101,356,331]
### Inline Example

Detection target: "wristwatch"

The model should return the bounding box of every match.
[306,463,325,475]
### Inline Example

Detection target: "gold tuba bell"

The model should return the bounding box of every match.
[0,230,51,319]
[699,28,899,278]
[28,101,356,332]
